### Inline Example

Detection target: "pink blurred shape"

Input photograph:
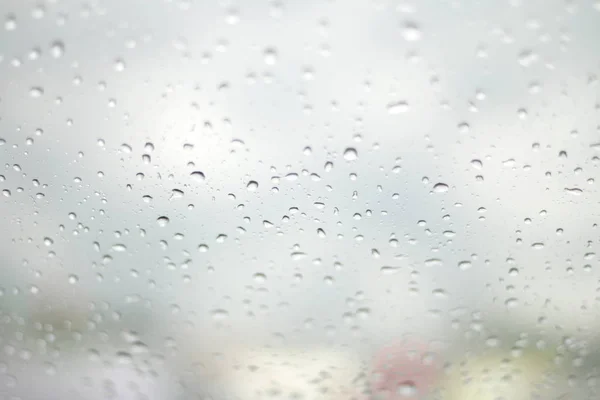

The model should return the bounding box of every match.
[369,340,440,399]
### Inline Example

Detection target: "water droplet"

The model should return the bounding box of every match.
[116,351,133,364]
[313,202,325,210]
[29,87,44,98]
[225,8,240,24]
[247,180,259,191]
[518,49,538,67]
[29,47,41,60]
[157,216,170,227]
[505,297,519,309]
[396,381,418,397]
[402,22,421,41]
[531,242,545,249]
[43,237,54,246]
[425,258,443,267]
[211,309,229,320]
[458,260,472,270]
[120,143,132,153]
[380,266,402,275]
[433,183,449,193]
[112,244,127,252]
[343,147,358,161]
[190,171,205,182]
[263,48,278,65]
[564,187,583,195]
[198,244,209,252]
[387,101,410,114]
[114,58,126,71]
[470,159,483,169]
[50,41,64,58]
[4,15,17,31]
[291,252,307,261]
[170,189,184,200]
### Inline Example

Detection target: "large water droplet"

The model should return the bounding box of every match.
[190,171,205,182]
[433,183,449,193]
[247,180,259,191]
[157,216,170,227]
[112,244,127,252]
[564,187,583,195]
[343,148,358,161]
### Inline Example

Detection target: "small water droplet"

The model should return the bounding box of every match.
[114,58,126,71]
[116,351,133,364]
[50,41,64,58]
[380,266,402,275]
[196,243,209,253]
[170,189,184,200]
[433,183,449,193]
[253,273,267,283]
[225,8,240,24]
[112,244,127,252]
[263,48,278,65]
[402,22,421,41]
[505,297,519,309]
[5,15,17,31]
[396,381,418,397]
[247,180,259,191]
[518,49,538,67]
[458,260,472,270]
[425,258,443,267]
[211,308,229,320]
[29,87,44,98]
[157,216,170,227]
[343,147,358,161]
[291,252,307,260]
[387,101,410,114]
[190,171,205,182]
[470,159,483,169]
[564,187,583,195]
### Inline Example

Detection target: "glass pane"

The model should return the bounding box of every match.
[1,0,599,399]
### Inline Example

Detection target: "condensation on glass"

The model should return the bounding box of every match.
[0,0,599,399]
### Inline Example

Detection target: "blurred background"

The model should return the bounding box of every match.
[1,0,600,399]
